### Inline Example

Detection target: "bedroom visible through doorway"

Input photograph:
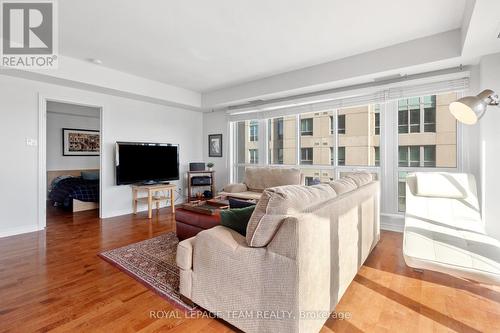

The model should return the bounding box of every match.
[45,101,101,220]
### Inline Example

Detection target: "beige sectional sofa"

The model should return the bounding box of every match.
[219,167,304,200]
[177,172,380,333]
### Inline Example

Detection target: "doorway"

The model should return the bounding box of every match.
[38,97,103,228]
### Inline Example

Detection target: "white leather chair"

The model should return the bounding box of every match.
[403,172,500,285]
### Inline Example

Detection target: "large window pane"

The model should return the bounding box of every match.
[268,116,297,165]
[235,120,260,164]
[397,93,457,168]
[337,105,379,166]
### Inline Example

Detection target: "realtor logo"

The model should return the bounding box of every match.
[1,0,58,68]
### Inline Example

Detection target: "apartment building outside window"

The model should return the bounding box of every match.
[232,92,458,214]
[249,121,259,141]
[301,148,313,165]
[300,118,313,136]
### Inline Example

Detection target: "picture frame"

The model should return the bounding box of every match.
[62,128,100,156]
[208,134,223,157]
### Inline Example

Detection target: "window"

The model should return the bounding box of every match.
[398,94,456,168]
[300,118,313,136]
[399,95,438,134]
[399,146,420,167]
[249,149,258,164]
[423,145,436,167]
[338,147,345,166]
[249,121,258,141]
[398,107,409,133]
[301,148,313,165]
[232,92,458,217]
[424,96,436,132]
[337,115,346,134]
[397,93,457,212]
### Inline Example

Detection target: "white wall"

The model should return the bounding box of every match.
[479,53,500,240]
[0,74,203,237]
[47,105,100,171]
[203,111,230,191]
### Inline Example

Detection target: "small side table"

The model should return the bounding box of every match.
[132,184,176,219]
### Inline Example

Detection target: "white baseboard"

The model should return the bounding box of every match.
[380,213,404,233]
[0,224,44,238]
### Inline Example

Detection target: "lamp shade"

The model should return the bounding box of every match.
[449,89,496,125]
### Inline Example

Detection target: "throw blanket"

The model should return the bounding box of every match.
[49,177,99,207]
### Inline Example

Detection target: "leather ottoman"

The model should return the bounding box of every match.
[175,208,220,240]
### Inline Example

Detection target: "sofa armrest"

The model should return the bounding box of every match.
[176,236,195,270]
[222,183,248,193]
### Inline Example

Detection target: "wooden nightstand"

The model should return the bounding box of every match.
[132,184,176,219]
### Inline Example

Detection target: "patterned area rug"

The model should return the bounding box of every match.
[99,232,195,311]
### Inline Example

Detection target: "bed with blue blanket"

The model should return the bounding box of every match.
[48,170,99,212]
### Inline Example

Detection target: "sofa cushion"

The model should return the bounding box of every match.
[345,172,373,187]
[415,172,468,199]
[329,177,358,195]
[220,206,255,236]
[246,184,336,247]
[244,167,302,192]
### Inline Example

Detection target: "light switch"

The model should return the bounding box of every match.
[26,138,38,146]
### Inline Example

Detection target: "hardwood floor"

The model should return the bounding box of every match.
[0,207,499,332]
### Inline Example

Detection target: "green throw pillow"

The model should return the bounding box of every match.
[220,205,255,236]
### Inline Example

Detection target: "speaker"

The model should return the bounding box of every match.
[189,162,205,171]
[191,176,212,186]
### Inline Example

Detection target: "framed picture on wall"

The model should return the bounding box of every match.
[208,134,223,157]
[62,128,100,156]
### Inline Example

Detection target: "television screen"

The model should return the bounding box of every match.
[115,142,179,185]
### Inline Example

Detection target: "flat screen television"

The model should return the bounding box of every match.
[115,142,179,185]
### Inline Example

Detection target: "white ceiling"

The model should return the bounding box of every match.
[60,0,466,93]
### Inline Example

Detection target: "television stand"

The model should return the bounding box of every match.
[132,183,176,219]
